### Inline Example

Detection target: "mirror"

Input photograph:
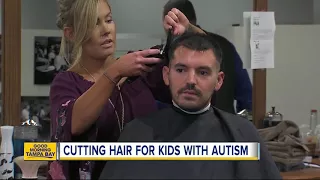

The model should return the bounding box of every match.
[22,0,314,127]
[17,0,318,126]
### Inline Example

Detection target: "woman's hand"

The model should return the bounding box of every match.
[111,49,162,77]
[163,8,190,35]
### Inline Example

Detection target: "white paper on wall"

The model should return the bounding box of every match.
[250,40,274,69]
[243,12,276,69]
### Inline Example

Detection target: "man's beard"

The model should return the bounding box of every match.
[170,81,217,112]
[170,83,207,112]
[177,83,202,96]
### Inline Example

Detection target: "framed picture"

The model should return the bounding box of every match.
[34,36,68,85]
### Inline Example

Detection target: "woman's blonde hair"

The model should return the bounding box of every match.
[56,0,107,69]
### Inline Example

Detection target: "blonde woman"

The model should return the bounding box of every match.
[48,0,200,179]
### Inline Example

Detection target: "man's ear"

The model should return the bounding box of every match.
[63,27,74,41]
[214,72,224,91]
[162,66,170,86]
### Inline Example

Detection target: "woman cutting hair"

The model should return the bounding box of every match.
[48,0,204,179]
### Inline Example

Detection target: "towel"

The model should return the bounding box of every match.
[266,135,309,156]
[275,162,305,172]
[258,120,309,167]
[269,149,306,159]
[258,120,301,142]
[272,155,306,165]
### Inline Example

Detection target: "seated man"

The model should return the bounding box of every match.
[163,0,253,114]
[99,33,281,179]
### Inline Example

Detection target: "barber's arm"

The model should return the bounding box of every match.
[164,8,206,36]
[232,45,253,112]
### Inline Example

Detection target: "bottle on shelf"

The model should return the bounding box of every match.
[304,109,319,157]
[310,109,318,133]
[306,109,318,144]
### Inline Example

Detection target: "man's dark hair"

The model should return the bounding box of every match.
[168,33,223,66]
[163,0,197,25]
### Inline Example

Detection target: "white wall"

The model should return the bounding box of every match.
[219,25,320,126]
[266,25,320,127]
[21,0,314,33]
[314,0,320,23]
[269,0,314,24]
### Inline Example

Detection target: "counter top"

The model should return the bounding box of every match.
[281,159,320,179]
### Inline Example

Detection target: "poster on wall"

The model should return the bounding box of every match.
[34,36,68,84]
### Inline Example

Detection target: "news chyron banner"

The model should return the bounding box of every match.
[24,142,260,161]
[24,142,57,161]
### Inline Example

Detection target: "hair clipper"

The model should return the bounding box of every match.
[145,29,173,67]
[127,30,173,83]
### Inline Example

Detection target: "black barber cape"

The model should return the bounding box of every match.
[99,106,282,179]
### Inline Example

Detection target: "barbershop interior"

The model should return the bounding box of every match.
[0,0,320,179]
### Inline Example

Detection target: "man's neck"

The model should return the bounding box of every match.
[172,101,211,115]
